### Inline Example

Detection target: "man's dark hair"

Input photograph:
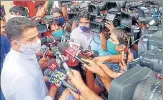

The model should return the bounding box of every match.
[79,11,90,20]
[6,17,36,41]
[9,6,27,16]
[114,27,130,47]
[51,7,62,15]
[52,18,63,27]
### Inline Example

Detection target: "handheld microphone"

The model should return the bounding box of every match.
[41,36,55,44]
[57,42,89,68]
[51,46,72,72]
[64,47,86,64]
[44,69,79,93]
[41,45,49,58]
[57,42,79,67]
[48,59,59,71]
[69,41,81,50]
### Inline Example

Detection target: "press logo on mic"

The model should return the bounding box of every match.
[69,41,81,50]
[48,59,58,71]
[48,69,67,87]
[65,47,81,57]
[64,47,80,62]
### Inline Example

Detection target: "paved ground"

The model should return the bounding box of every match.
[1,1,14,21]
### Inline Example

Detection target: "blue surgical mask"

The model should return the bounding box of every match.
[107,39,119,55]
[56,17,64,26]
[52,29,64,37]
[80,26,89,32]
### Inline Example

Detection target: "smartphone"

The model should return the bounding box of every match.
[124,37,131,64]
[105,14,116,22]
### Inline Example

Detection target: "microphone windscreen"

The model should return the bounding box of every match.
[57,42,70,53]
[41,45,49,53]
[48,59,58,71]
[47,36,55,43]
[53,37,62,41]
[44,69,52,77]
[41,37,47,44]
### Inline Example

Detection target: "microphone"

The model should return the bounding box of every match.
[51,45,72,72]
[41,36,55,44]
[44,69,79,93]
[48,59,59,71]
[56,42,79,67]
[53,37,62,42]
[68,41,82,50]
[41,45,49,58]
[57,42,89,67]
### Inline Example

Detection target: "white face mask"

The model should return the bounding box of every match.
[9,15,25,20]
[10,15,17,18]
[18,39,41,55]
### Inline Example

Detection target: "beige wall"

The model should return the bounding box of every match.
[1,1,14,21]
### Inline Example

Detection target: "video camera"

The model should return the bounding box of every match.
[108,64,162,100]
[87,1,137,33]
[108,29,162,100]
[67,1,90,22]
[138,30,162,57]
[106,2,162,97]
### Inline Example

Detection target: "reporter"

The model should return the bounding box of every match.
[95,49,134,78]
[81,49,134,98]
[68,69,102,100]
[100,21,129,56]
[51,7,71,32]
[70,11,94,50]
[82,59,112,93]
[51,18,64,38]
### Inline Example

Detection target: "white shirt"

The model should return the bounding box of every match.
[70,27,93,50]
[1,49,53,100]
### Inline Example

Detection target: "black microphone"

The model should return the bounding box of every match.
[53,37,62,42]
[44,69,79,93]
[41,36,55,44]
[41,45,49,58]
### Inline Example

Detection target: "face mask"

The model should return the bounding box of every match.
[52,29,64,37]
[56,17,64,26]
[80,26,89,32]
[9,15,25,20]
[11,15,17,18]
[107,39,119,55]
[18,39,41,55]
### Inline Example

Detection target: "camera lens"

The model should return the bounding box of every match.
[133,77,162,100]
